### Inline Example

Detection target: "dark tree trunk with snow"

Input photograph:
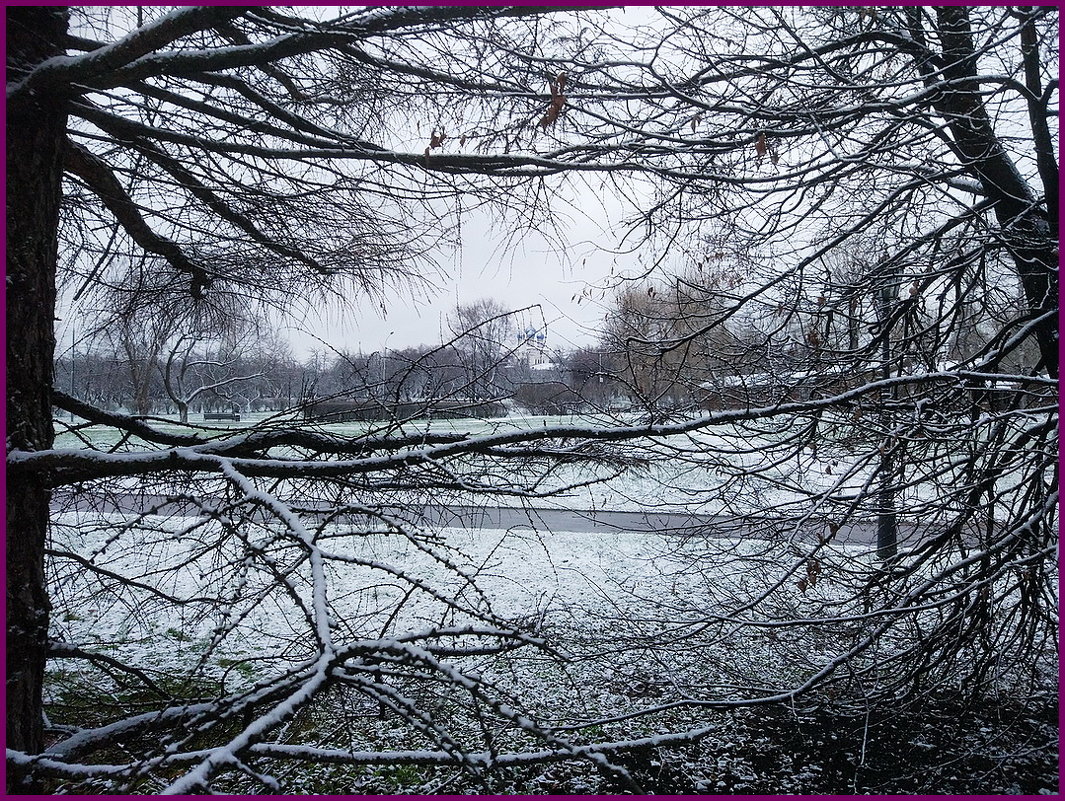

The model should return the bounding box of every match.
[932,6,1059,378]
[6,6,69,777]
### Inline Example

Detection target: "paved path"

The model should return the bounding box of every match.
[385,504,889,545]
[52,493,901,545]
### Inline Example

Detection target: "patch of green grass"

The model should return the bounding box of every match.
[164,627,193,642]
[216,657,258,682]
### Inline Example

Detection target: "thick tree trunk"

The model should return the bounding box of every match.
[6,6,69,781]
[934,6,1059,379]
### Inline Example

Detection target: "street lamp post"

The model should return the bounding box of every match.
[876,281,898,560]
[70,324,76,421]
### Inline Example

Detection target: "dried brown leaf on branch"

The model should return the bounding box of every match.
[806,558,822,587]
[752,131,780,165]
[539,72,567,129]
[423,128,445,165]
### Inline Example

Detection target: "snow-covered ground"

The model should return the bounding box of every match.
[48,505,872,695]
[51,409,958,520]
[41,408,1057,793]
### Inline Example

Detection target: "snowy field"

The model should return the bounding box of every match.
[44,503,1056,794]
[41,411,1056,793]
[45,411,915,684]
[52,408,974,521]
[49,508,871,678]
[47,408,1042,688]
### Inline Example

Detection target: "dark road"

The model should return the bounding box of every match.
[52,492,908,545]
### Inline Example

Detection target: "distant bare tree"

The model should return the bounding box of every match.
[602,268,759,413]
[161,330,263,424]
[448,298,516,403]
[102,308,170,416]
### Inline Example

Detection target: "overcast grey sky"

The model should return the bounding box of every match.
[55,145,645,364]
[281,185,649,358]
[50,6,690,364]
